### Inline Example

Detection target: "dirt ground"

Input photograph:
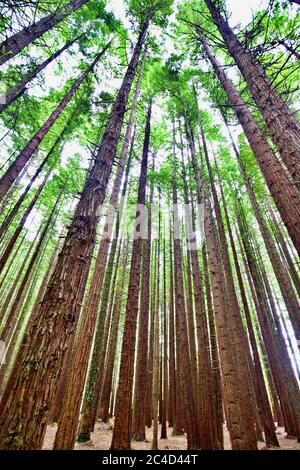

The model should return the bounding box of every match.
[42,421,300,450]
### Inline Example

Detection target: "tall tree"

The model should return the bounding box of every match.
[196,34,300,257]
[204,0,300,183]
[0,17,150,449]
[0,42,111,200]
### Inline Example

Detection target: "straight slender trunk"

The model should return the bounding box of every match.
[132,156,153,441]
[0,198,60,391]
[215,164,279,447]
[202,245,224,449]
[181,146,215,448]
[95,243,123,421]
[268,210,300,298]
[198,34,300,257]
[111,101,152,450]
[0,36,80,112]
[53,64,144,450]
[100,241,129,423]
[191,128,252,449]
[0,122,67,241]
[0,0,88,65]
[172,122,200,449]
[0,230,38,335]
[160,236,168,439]
[151,259,160,450]
[145,240,157,428]
[188,112,257,448]
[204,0,300,183]
[53,236,122,449]
[0,43,110,200]
[0,168,51,275]
[0,230,28,296]
[78,112,140,444]
[237,203,300,439]
[235,149,300,346]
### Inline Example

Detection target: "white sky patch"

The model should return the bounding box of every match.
[226,0,267,27]
[107,0,128,25]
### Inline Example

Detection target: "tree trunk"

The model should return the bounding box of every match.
[0,122,67,241]
[237,203,300,439]
[0,230,39,327]
[110,101,152,450]
[234,146,300,348]
[151,260,160,451]
[0,0,87,66]
[0,197,60,391]
[160,237,168,439]
[132,154,153,441]
[181,144,216,448]
[267,210,300,298]
[198,34,300,258]
[0,168,51,275]
[204,0,300,183]
[145,240,157,428]
[190,126,253,449]
[100,241,129,423]
[0,43,110,200]
[188,111,257,448]
[202,245,224,449]
[167,230,175,429]
[0,18,149,449]
[53,61,144,450]
[78,110,140,444]
[172,121,200,449]
[0,36,80,112]
[215,163,279,447]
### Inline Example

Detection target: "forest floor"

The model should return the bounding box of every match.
[43,421,300,450]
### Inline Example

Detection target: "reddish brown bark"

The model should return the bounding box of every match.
[145,240,158,429]
[0,168,51,275]
[204,0,300,183]
[202,245,224,449]
[235,149,300,347]
[181,144,216,448]
[168,231,176,430]
[0,36,80,112]
[78,109,140,444]
[268,211,300,299]
[111,101,152,450]
[0,123,67,241]
[172,122,200,449]
[198,35,300,258]
[237,203,300,438]
[151,252,160,450]
[160,237,168,439]
[99,241,129,423]
[215,164,279,447]
[132,161,153,441]
[0,198,60,391]
[53,60,144,450]
[0,19,148,449]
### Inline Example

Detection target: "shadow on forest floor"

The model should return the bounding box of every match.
[42,421,300,450]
